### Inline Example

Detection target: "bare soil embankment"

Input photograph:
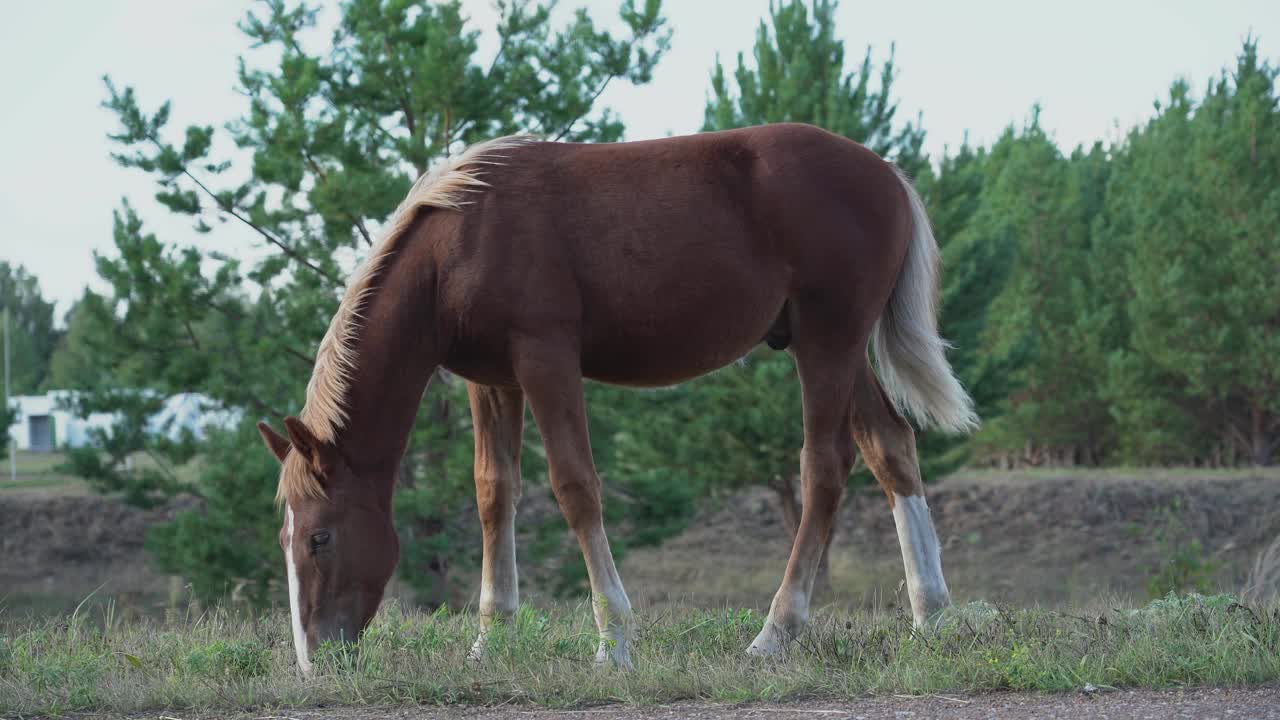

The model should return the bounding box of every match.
[621,468,1280,610]
[4,468,1279,616]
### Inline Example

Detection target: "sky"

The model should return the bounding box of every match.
[1,0,1277,318]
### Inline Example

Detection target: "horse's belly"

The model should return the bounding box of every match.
[579,285,784,387]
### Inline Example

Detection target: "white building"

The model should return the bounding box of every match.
[6,390,237,452]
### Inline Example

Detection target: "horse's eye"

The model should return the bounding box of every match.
[310,531,331,551]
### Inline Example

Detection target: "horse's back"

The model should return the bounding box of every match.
[437,124,909,386]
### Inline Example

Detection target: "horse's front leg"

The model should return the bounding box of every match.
[515,343,636,669]
[466,382,526,661]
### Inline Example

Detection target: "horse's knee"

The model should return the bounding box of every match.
[550,471,602,533]
[476,471,519,528]
[854,419,923,500]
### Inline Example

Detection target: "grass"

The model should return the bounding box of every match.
[0,450,204,495]
[2,594,1278,716]
[0,451,88,494]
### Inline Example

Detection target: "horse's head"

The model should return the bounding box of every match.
[257,418,399,675]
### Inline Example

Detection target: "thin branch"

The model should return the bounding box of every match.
[240,392,286,423]
[439,106,452,156]
[353,217,375,247]
[304,146,375,247]
[448,117,477,144]
[283,345,315,368]
[183,320,201,350]
[383,37,418,139]
[197,296,313,370]
[143,135,341,287]
[484,4,517,78]
[302,149,328,183]
[551,74,615,142]
[185,169,339,286]
[141,446,181,486]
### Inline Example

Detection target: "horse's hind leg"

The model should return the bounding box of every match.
[850,363,951,625]
[514,344,635,669]
[467,382,525,661]
[749,346,858,656]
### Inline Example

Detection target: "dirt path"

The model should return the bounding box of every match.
[125,688,1276,720]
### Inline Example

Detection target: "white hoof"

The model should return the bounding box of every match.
[917,603,951,630]
[746,621,793,657]
[594,638,634,671]
[467,634,487,663]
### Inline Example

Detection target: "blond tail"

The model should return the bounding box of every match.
[871,166,979,435]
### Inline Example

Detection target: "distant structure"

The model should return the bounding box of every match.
[7,391,237,452]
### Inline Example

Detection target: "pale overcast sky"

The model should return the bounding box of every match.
[1,1,1276,317]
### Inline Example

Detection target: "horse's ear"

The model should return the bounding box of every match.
[257,421,291,463]
[283,416,332,474]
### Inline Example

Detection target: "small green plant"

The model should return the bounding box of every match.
[4,619,106,712]
[1144,499,1220,599]
[1148,537,1217,598]
[183,639,271,680]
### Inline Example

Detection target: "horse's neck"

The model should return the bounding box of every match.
[332,251,441,484]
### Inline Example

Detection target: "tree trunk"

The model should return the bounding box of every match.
[772,474,802,540]
[1250,405,1273,467]
[813,526,835,596]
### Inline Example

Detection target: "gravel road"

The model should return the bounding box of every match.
[143,687,1279,720]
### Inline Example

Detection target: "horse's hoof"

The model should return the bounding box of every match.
[594,643,635,671]
[746,622,791,657]
[466,636,487,663]
[595,655,635,672]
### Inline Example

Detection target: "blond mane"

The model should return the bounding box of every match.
[278,135,537,505]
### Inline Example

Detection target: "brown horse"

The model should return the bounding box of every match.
[257,122,977,674]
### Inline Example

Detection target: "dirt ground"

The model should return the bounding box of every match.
[4,468,1280,617]
[100,687,1280,720]
[0,483,182,616]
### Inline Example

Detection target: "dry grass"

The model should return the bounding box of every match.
[2,594,1278,716]
[1245,536,1280,604]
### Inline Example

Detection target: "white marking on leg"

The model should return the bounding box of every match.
[583,528,634,669]
[285,505,313,675]
[749,587,808,656]
[892,493,950,625]
[481,509,519,617]
[470,507,519,661]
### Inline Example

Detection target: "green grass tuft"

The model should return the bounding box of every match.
[1,595,1278,715]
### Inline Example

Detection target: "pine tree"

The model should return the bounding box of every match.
[961,112,1115,466]
[1103,41,1280,466]
[703,0,925,174]
[913,139,1004,471]
[0,262,59,395]
[0,402,15,462]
